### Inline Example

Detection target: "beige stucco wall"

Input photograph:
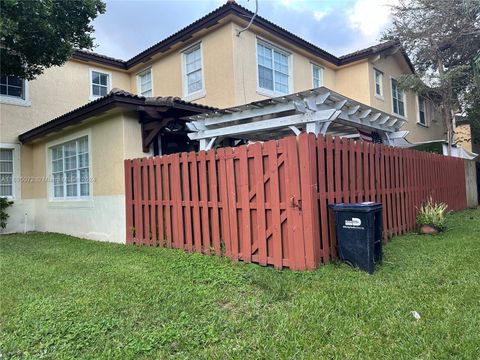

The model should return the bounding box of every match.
[130,22,236,109]
[335,61,371,105]
[367,54,445,143]
[20,110,146,199]
[0,61,130,144]
[231,24,337,106]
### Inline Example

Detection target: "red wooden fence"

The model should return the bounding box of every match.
[124,133,467,270]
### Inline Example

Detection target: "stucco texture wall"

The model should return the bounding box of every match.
[0,61,130,144]
[20,110,145,200]
[367,54,445,143]
[231,24,337,106]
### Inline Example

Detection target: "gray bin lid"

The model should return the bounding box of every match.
[328,202,382,212]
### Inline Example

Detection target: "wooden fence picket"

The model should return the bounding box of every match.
[125,134,468,270]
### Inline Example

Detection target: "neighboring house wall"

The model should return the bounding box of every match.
[455,124,473,152]
[3,111,146,242]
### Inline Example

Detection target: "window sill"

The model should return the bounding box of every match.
[374,94,384,101]
[392,112,407,121]
[0,96,31,107]
[89,95,104,102]
[47,198,94,209]
[256,88,289,98]
[416,122,429,128]
[183,90,206,102]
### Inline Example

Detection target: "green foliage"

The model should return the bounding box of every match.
[0,197,14,229]
[0,0,106,80]
[416,197,448,231]
[0,209,479,358]
[383,0,480,148]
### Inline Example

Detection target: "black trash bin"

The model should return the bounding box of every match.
[329,202,383,274]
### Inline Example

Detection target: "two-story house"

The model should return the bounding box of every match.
[0,1,446,241]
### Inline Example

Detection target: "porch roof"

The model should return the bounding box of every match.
[186,87,408,150]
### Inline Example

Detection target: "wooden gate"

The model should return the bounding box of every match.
[124,133,468,270]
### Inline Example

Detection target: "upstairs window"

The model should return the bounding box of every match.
[374,69,383,98]
[51,136,90,199]
[391,79,405,117]
[0,75,25,99]
[418,96,427,125]
[0,148,14,197]
[257,40,290,95]
[90,70,110,99]
[137,68,152,97]
[312,64,323,88]
[183,44,203,97]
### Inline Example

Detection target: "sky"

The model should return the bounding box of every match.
[91,0,398,60]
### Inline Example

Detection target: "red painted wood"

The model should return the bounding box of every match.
[155,157,164,247]
[238,145,251,262]
[124,160,134,244]
[124,134,469,270]
[148,158,157,245]
[198,151,211,254]
[283,136,305,270]
[189,151,202,253]
[266,140,283,269]
[317,135,329,263]
[181,153,193,252]
[217,148,231,257]
[225,147,239,261]
[325,136,336,260]
[341,137,349,204]
[298,133,319,269]
[208,149,221,256]
[252,143,267,266]
[134,159,143,243]
[355,140,363,203]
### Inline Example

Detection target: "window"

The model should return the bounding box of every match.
[374,69,383,98]
[391,79,405,117]
[183,44,203,97]
[137,68,152,97]
[51,137,90,199]
[312,65,323,88]
[0,149,14,197]
[257,40,290,94]
[0,75,25,99]
[90,70,110,99]
[418,96,427,125]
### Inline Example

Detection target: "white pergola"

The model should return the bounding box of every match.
[186,87,409,150]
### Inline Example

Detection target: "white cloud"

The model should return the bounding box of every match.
[313,10,329,21]
[347,0,398,40]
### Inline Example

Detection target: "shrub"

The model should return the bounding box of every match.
[0,197,14,230]
[416,197,448,232]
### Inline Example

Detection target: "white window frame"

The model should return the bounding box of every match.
[390,77,407,118]
[417,95,428,127]
[255,38,293,97]
[89,68,111,101]
[181,42,205,101]
[0,145,16,199]
[137,67,153,97]
[311,63,324,88]
[46,130,92,202]
[0,76,31,107]
[374,68,384,100]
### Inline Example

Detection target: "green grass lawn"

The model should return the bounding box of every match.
[1,209,479,359]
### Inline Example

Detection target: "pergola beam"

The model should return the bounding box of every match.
[189,109,338,141]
